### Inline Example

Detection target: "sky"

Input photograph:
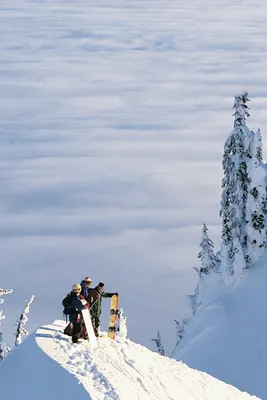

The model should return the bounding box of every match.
[1,0,267,351]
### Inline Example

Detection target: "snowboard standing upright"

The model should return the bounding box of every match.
[81,309,98,349]
[107,295,120,340]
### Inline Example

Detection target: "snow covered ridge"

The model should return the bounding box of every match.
[0,320,259,400]
[172,93,267,399]
[174,254,267,400]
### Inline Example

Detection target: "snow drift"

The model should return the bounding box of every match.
[0,320,259,400]
[174,252,267,400]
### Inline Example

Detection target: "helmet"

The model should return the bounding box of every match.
[83,276,92,283]
[72,284,81,292]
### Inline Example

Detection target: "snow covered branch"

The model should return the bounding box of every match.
[0,288,13,360]
[0,289,13,305]
[170,319,187,358]
[0,333,10,361]
[187,285,200,316]
[117,309,127,339]
[233,91,250,127]
[15,295,35,347]
[151,330,165,356]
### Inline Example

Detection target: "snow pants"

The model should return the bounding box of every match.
[91,316,100,337]
[69,313,86,343]
[72,320,83,343]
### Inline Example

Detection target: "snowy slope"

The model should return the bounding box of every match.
[0,320,259,400]
[174,252,267,400]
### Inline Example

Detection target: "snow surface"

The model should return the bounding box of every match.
[174,251,267,400]
[0,320,259,400]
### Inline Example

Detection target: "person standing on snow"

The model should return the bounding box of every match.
[68,284,89,344]
[88,282,118,337]
[80,276,93,299]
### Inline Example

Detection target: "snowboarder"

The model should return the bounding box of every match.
[67,284,89,344]
[88,282,118,337]
[80,276,93,299]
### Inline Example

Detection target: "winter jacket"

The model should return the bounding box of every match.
[68,292,88,323]
[80,281,91,299]
[88,288,115,318]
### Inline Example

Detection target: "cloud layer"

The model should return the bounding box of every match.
[1,0,267,351]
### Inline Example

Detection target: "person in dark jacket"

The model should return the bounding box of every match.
[88,282,118,337]
[80,276,92,299]
[69,283,89,343]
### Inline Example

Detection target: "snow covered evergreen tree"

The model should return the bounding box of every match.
[245,128,267,264]
[15,295,34,347]
[170,319,187,357]
[0,289,13,360]
[220,92,252,282]
[198,223,217,275]
[117,309,127,339]
[186,283,200,316]
[187,224,219,315]
[215,250,222,267]
[0,333,10,361]
[220,92,267,282]
[151,330,165,356]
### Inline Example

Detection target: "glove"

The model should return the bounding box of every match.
[85,303,89,309]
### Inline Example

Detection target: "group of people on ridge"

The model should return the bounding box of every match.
[64,277,118,344]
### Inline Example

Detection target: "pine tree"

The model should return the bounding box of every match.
[170,319,187,358]
[220,93,267,282]
[245,128,267,265]
[117,309,127,339]
[198,223,217,275]
[0,289,13,360]
[151,330,165,356]
[15,295,34,347]
[215,250,222,270]
[186,283,200,315]
[220,92,253,282]
[0,332,10,361]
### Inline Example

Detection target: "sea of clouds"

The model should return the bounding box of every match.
[1,0,267,351]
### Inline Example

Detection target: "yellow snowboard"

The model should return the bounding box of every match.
[107,295,119,339]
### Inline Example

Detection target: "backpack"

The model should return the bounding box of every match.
[62,293,76,315]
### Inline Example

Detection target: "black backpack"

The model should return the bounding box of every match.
[62,293,75,315]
